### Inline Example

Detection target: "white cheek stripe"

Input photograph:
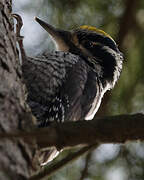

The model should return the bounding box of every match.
[85,84,111,120]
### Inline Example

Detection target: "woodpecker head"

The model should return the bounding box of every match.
[35,17,123,85]
[35,17,119,54]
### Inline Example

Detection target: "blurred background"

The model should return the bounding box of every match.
[13,0,144,179]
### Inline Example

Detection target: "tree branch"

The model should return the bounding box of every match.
[37,113,144,149]
[1,113,144,150]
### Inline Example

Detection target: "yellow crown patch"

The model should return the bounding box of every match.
[80,25,114,41]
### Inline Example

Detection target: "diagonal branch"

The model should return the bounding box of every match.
[30,144,98,180]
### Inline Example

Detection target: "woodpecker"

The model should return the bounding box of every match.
[22,17,123,164]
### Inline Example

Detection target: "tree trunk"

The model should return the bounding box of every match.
[0,0,37,179]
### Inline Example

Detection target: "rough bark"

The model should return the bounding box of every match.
[0,0,37,179]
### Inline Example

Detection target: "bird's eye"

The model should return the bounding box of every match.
[82,40,93,48]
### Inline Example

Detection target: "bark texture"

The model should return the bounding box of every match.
[0,0,37,179]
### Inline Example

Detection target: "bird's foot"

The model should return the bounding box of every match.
[11,13,26,62]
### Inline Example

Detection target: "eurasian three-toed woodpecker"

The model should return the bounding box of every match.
[22,17,123,164]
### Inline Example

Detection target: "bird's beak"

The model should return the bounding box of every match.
[35,17,71,51]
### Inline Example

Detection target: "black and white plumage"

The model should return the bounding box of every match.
[22,17,123,165]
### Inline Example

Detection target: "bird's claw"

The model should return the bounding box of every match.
[11,13,23,39]
[11,13,26,62]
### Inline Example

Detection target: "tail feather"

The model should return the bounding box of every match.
[38,147,59,166]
